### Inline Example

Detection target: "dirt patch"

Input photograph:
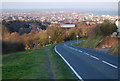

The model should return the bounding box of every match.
[33,45,41,49]
[44,48,55,79]
[96,36,118,49]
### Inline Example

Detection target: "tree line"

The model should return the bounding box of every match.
[2,24,88,54]
[1,20,116,54]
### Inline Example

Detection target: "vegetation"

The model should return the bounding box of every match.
[2,45,76,79]
[47,26,66,44]
[93,21,117,37]
[2,20,48,34]
[73,36,104,48]
[2,21,88,54]
[74,21,119,55]
[2,41,25,54]
[2,26,25,54]
[2,20,117,54]
[2,20,82,79]
[109,42,120,55]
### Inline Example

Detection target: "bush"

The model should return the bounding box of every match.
[2,41,25,54]
[109,41,120,55]
[47,27,65,44]
[94,21,117,37]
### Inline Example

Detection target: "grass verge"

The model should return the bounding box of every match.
[73,36,104,48]
[108,42,120,55]
[2,45,76,79]
[73,36,119,55]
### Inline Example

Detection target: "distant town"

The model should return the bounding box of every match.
[1,11,118,27]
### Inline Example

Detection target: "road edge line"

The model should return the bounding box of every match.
[54,46,83,81]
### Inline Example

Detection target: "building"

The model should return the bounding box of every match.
[60,24,76,29]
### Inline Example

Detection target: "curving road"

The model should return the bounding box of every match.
[55,40,120,80]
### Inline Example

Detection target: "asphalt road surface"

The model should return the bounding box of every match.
[55,40,120,80]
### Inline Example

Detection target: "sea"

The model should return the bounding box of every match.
[2,9,118,16]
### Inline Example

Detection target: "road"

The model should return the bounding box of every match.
[55,40,120,80]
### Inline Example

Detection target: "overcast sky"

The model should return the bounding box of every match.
[1,0,119,2]
[2,2,118,11]
[1,0,119,11]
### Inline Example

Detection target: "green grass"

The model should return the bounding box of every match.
[74,36,120,55]
[2,45,76,79]
[0,54,2,81]
[73,36,104,48]
[109,42,120,55]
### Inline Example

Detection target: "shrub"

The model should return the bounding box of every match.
[94,21,117,36]
[2,41,25,54]
[47,27,65,44]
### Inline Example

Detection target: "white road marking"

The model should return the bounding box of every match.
[102,60,118,69]
[79,50,83,52]
[90,55,99,60]
[64,44,83,53]
[64,44,119,69]
[55,46,84,81]
[64,44,67,47]
[84,53,89,56]
[75,49,78,51]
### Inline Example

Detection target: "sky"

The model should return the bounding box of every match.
[1,0,119,2]
[1,0,119,14]
[2,2,118,11]
[1,0,119,16]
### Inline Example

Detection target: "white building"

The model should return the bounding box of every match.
[60,24,76,28]
[116,20,120,32]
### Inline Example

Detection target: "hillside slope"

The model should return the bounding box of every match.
[74,36,104,49]
[2,45,76,79]
[74,36,119,55]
